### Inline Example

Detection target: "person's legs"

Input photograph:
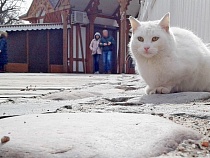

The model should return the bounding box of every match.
[0,64,4,71]
[103,51,108,73]
[95,54,100,72]
[93,54,97,73]
[107,51,112,73]
[0,64,4,72]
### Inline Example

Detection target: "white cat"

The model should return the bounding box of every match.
[129,13,210,95]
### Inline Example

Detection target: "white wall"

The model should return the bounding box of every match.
[139,0,210,43]
[72,26,86,72]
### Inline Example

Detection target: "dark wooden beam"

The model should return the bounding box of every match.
[86,0,100,73]
[76,24,79,72]
[86,20,95,73]
[97,14,118,20]
[85,0,95,12]
[62,10,68,73]
[118,0,130,73]
[112,5,120,17]
[86,24,91,73]
[69,8,74,73]
[69,25,74,73]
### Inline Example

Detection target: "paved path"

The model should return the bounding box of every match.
[0,113,201,158]
[0,73,210,157]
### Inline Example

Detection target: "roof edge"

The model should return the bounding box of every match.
[0,23,71,32]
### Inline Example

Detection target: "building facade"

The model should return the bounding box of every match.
[2,0,140,73]
[2,24,66,73]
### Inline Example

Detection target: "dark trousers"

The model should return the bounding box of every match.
[93,54,100,72]
[0,64,4,71]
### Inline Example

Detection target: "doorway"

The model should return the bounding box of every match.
[94,25,118,74]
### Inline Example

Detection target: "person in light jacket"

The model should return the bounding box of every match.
[89,32,102,74]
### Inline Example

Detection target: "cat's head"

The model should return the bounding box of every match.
[129,13,172,58]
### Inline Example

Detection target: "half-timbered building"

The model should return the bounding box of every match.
[2,0,140,73]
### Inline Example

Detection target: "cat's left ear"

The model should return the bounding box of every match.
[129,16,141,32]
[159,13,170,32]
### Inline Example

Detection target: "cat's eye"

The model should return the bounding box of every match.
[137,37,144,42]
[152,37,159,42]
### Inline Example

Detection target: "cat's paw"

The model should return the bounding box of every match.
[156,87,171,94]
[145,86,157,94]
[145,86,171,94]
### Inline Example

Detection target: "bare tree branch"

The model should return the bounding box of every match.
[0,0,24,25]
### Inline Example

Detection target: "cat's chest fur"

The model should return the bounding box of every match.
[136,54,179,87]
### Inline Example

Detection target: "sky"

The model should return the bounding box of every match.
[21,0,33,14]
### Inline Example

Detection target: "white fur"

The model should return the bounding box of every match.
[129,13,210,95]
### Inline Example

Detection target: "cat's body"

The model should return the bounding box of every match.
[129,13,210,94]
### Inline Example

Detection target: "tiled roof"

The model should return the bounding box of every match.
[49,0,59,7]
[0,23,71,32]
[21,0,140,22]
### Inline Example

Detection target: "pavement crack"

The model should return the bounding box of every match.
[0,115,19,120]
[172,113,210,120]
[51,148,73,154]
[104,96,135,103]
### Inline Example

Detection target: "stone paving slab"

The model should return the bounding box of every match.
[129,92,210,105]
[0,99,62,117]
[0,98,7,103]
[1,73,210,157]
[0,73,111,99]
[0,90,58,99]
[0,113,201,158]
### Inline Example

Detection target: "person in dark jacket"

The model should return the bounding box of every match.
[99,30,115,74]
[0,31,8,72]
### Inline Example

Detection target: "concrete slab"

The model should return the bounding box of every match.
[0,98,7,103]
[0,113,201,158]
[127,92,210,105]
[0,99,62,117]
[42,90,101,100]
[0,73,110,99]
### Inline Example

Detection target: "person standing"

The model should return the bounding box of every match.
[99,30,115,74]
[89,32,102,74]
[0,31,8,73]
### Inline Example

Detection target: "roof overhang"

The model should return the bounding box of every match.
[70,0,140,17]
[0,23,71,32]
[21,0,140,22]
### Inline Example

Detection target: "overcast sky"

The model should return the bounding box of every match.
[21,0,33,14]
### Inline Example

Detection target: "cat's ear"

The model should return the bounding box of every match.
[129,16,141,32]
[159,13,170,32]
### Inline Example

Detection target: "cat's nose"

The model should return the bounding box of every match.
[144,47,150,52]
